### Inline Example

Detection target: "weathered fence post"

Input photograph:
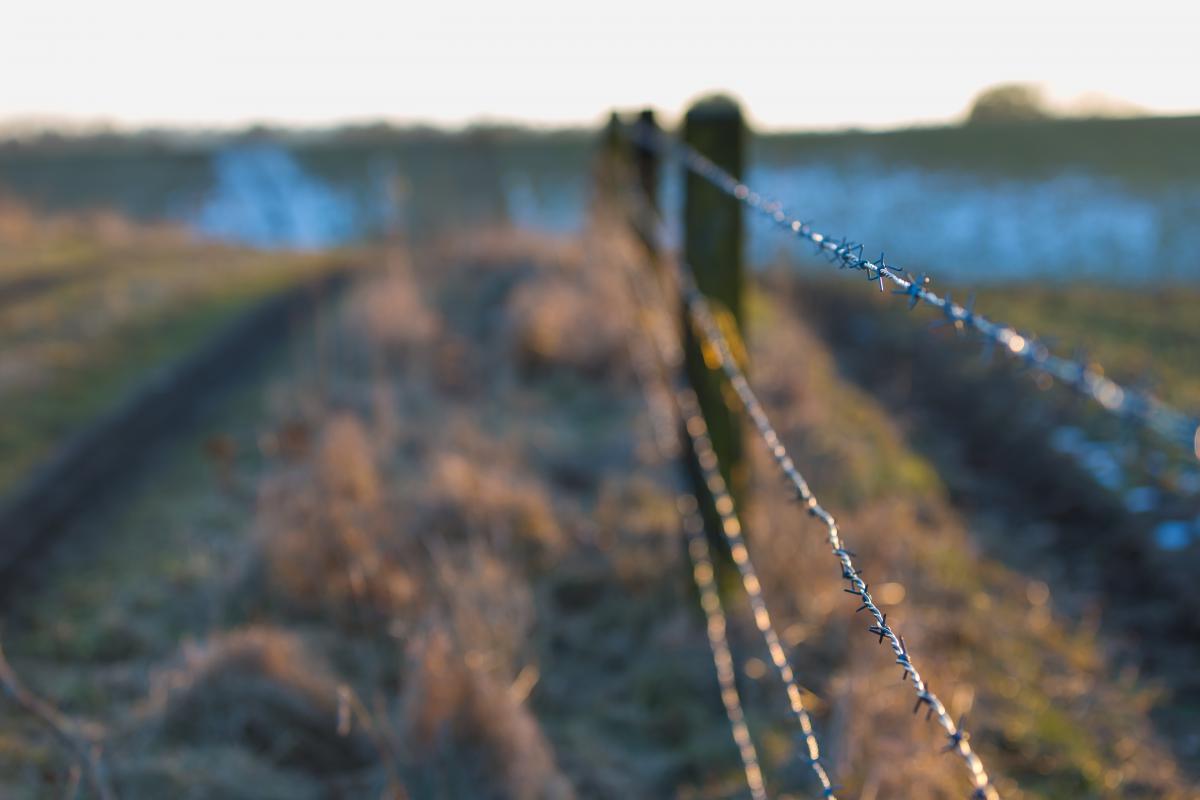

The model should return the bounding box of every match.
[595,110,625,207]
[682,96,747,578]
[634,110,660,214]
[630,109,662,266]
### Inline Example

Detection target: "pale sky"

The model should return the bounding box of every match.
[3,0,1198,131]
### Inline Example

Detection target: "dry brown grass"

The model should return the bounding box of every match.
[0,196,36,243]
[737,285,1190,798]
[506,277,630,380]
[359,253,442,357]
[428,227,585,274]
[236,372,575,797]
[0,194,186,249]
[402,629,574,800]
[6,221,1194,799]
[146,626,376,774]
[421,451,565,562]
[250,414,417,623]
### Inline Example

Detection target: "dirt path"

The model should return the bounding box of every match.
[0,270,351,589]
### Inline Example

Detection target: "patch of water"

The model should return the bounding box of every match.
[194,145,359,249]
[188,145,1200,285]
[745,158,1200,283]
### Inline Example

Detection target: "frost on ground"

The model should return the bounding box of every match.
[0,224,1195,799]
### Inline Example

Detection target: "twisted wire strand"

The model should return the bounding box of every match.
[618,234,839,798]
[681,271,999,800]
[641,125,1199,459]
[681,491,770,800]
[676,384,838,797]
[619,258,769,800]
[616,178,999,798]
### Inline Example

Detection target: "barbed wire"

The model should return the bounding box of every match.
[637,124,1200,460]
[681,491,770,800]
[618,255,769,800]
[615,177,1000,798]
[676,383,838,797]
[682,279,998,799]
[613,226,838,798]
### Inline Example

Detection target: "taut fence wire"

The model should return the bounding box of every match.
[619,176,1000,798]
[619,249,770,800]
[637,124,1200,460]
[617,226,834,797]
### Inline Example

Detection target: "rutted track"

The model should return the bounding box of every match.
[0,267,355,594]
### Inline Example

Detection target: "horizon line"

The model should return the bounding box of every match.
[4,107,1198,142]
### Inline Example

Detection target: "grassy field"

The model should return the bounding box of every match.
[783,266,1200,464]
[755,114,1200,185]
[956,282,1200,411]
[0,119,1197,798]
[0,221,1195,798]
[0,203,350,494]
[4,113,1199,248]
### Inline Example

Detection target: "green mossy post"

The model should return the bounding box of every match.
[682,96,747,581]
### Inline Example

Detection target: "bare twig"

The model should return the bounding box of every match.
[0,641,116,800]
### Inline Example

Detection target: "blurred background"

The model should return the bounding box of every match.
[1,2,1198,798]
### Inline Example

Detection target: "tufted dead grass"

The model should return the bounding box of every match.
[144,626,377,775]
[402,629,574,800]
[359,252,442,358]
[420,451,565,563]
[250,413,418,624]
[5,223,1194,800]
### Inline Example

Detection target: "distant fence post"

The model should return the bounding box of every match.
[634,110,660,214]
[682,96,747,575]
[631,109,661,265]
[595,110,625,206]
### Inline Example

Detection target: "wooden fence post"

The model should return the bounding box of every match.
[595,110,624,206]
[682,96,747,577]
[631,109,662,265]
[634,109,660,214]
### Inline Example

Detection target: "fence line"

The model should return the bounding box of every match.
[639,124,1200,460]
[619,255,769,800]
[620,174,999,797]
[676,384,838,796]
[616,227,838,797]
[681,489,770,800]
[683,278,997,799]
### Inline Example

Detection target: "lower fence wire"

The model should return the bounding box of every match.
[621,179,1001,799]
[679,264,999,799]
[681,281,999,799]
[622,284,769,800]
[616,228,837,798]
[681,493,770,800]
